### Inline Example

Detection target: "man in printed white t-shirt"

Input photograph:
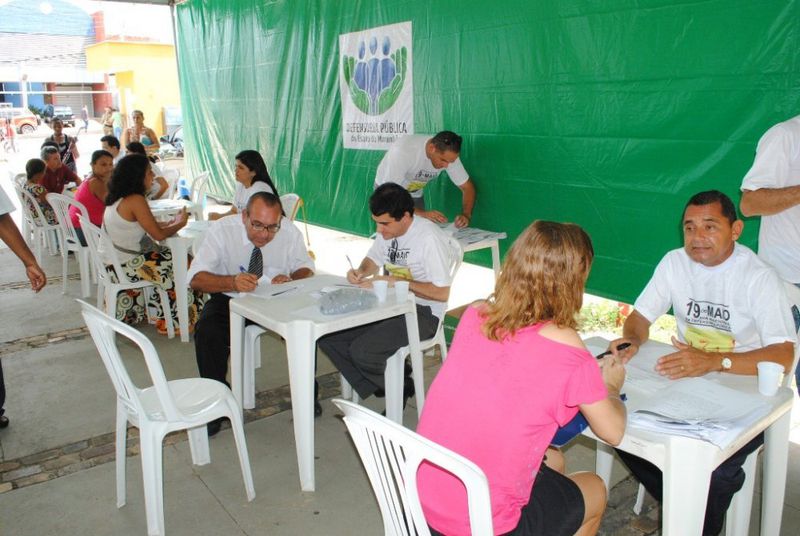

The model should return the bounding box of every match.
[374,131,476,228]
[739,114,800,389]
[318,183,457,409]
[607,190,796,536]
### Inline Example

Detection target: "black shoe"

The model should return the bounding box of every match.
[0,415,8,429]
[315,400,323,417]
[207,417,225,437]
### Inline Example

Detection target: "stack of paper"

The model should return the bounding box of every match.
[628,377,771,448]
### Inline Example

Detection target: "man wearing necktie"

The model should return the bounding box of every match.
[188,192,314,435]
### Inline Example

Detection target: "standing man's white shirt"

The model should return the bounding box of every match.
[374,134,469,198]
[741,115,800,283]
[188,215,314,297]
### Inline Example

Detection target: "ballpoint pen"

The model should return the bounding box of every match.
[595,342,632,360]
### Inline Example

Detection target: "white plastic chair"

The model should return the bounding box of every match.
[79,216,175,339]
[189,171,210,221]
[628,283,800,535]
[161,168,179,200]
[47,193,94,297]
[333,399,493,536]
[279,193,302,221]
[14,184,61,262]
[79,300,255,536]
[341,236,464,423]
[9,173,30,240]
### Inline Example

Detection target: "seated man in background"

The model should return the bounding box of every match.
[189,192,315,436]
[374,131,476,228]
[318,183,457,412]
[100,135,124,165]
[608,189,796,536]
[40,144,81,194]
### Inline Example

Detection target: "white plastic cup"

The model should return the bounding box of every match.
[394,281,410,302]
[756,361,784,396]
[372,280,388,303]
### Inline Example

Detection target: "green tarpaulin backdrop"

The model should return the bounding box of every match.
[175,0,800,303]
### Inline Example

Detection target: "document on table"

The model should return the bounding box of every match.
[628,377,771,448]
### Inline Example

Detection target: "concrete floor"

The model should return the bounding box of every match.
[2,145,800,534]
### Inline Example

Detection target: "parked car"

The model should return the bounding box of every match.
[42,104,75,127]
[159,126,184,157]
[0,107,38,134]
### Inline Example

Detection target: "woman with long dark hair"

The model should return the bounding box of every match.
[209,149,281,220]
[102,154,201,335]
[417,220,627,536]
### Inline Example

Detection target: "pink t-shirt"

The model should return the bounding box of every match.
[416,306,607,535]
[70,179,106,228]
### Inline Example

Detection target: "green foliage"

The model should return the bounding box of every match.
[28,104,43,116]
[578,301,623,334]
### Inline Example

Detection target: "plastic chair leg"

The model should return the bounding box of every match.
[243,325,266,409]
[595,442,615,492]
[155,288,175,339]
[633,483,646,515]
[340,374,353,401]
[187,426,211,466]
[61,247,69,294]
[384,351,405,424]
[139,426,166,536]
[725,447,761,536]
[436,328,449,362]
[115,401,128,508]
[78,248,92,298]
[227,399,256,501]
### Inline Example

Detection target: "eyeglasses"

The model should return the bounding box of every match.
[248,219,281,233]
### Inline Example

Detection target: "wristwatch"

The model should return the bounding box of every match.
[720,356,732,371]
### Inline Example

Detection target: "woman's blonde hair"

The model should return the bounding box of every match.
[481,220,593,340]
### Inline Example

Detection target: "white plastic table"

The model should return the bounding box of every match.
[148,198,199,219]
[438,224,506,279]
[164,220,209,342]
[583,337,792,536]
[229,274,423,491]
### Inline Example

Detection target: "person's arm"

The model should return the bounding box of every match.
[580,355,627,446]
[655,338,794,379]
[190,271,258,294]
[740,186,800,217]
[0,214,46,291]
[125,195,187,240]
[65,165,82,187]
[607,309,652,363]
[152,176,169,199]
[271,267,315,284]
[348,257,380,283]
[68,137,80,162]
[146,128,160,152]
[454,179,476,228]
[208,207,236,221]
[121,128,130,148]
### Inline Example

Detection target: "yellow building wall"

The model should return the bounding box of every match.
[86,42,180,138]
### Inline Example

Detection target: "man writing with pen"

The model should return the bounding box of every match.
[189,192,314,436]
[317,183,459,414]
[605,190,796,536]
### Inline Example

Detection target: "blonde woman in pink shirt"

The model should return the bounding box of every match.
[417,220,627,536]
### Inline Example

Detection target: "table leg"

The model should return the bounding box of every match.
[491,241,501,280]
[662,438,714,535]
[404,306,424,418]
[285,324,317,492]
[169,238,190,342]
[761,410,791,536]
[230,310,245,417]
[595,443,615,492]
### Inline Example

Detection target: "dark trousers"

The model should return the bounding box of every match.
[195,293,233,386]
[0,358,5,416]
[318,305,439,399]
[616,433,763,536]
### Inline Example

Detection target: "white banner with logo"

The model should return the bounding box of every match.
[339,21,413,150]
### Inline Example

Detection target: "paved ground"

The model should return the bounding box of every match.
[1,145,800,534]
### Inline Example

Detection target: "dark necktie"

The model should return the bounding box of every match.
[248,246,263,278]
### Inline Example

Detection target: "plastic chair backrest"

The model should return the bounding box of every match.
[79,300,183,423]
[783,282,800,387]
[47,193,87,246]
[445,235,464,283]
[333,399,493,536]
[190,171,210,205]
[279,193,302,221]
[79,216,132,285]
[14,183,50,228]
[11,172,26,188]
[162,168,179,199]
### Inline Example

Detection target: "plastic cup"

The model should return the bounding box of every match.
[394,281,410,302]
[756,361,784,396]
[372,280,388,303]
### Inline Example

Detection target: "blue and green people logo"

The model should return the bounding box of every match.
[342,36,407,116]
